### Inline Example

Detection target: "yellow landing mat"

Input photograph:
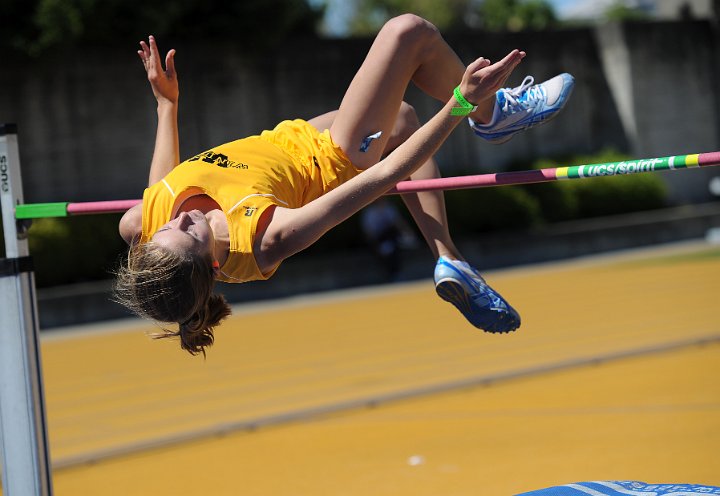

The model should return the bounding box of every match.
[9,242,720,495]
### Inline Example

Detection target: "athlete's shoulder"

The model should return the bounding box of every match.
[119,203,143,245]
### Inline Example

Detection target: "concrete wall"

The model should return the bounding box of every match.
[596,20,720,201]
[1,19,718,205]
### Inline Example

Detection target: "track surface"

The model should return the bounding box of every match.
[7,242,720,495]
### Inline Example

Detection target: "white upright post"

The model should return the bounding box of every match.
[0,124,53,495]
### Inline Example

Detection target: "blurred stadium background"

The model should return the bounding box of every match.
[1,0,719,494]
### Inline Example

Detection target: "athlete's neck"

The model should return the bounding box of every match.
[206,210,230,267]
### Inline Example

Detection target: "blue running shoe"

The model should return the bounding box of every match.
[434,256,521,333]
[470,73,574,144]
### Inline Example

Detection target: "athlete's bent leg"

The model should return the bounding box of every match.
[382,103,462,261]
[311,104,521,334]
[329,14,497,170]
[384,104,521,334]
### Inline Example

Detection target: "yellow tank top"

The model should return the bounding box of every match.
[141,120,359,283]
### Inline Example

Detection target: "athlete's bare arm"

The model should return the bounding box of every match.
[119,36,180,245]
[138,35,180,187]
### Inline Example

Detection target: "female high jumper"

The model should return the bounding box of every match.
[115,14,574,355]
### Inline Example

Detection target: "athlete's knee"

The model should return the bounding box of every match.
[380,14,440,47]
[379,102,422,155]
[394,102,421,141]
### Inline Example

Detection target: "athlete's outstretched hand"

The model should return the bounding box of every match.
[138,35,178,105]
[459,49,526,105]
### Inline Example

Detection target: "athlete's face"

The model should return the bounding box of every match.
[152,210,214,257]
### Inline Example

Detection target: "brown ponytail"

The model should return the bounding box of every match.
[114,242,232,356]
[175,294,232,356]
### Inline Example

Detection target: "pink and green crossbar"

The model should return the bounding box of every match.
[14,151,720,219]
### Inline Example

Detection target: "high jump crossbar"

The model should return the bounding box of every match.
[13,151,720,219]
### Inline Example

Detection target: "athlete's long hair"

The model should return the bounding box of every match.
[114,242,231,356]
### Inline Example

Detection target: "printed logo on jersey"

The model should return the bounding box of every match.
[244,206,257,217]
[189,151,249,169]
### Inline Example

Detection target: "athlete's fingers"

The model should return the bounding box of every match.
[138,40,150,65]
[496,49,524,70]
[499,50,526,77]
[466,57,491,75]
[165,49,176,78]
[482,49,525,87]
[148,35,162,68]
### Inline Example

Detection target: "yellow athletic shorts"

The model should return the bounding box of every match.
[259,119,362,199]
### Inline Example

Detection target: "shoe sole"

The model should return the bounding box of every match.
[435,278,520,334]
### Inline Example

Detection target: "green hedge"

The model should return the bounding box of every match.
[445,185,543,233]
[25,215,127,288]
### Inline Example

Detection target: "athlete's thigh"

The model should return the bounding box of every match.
[330,15,434,169]
[308,111,337,133]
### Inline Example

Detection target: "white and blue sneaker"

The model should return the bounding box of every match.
[470,73,574,144]
[434,256,521,333]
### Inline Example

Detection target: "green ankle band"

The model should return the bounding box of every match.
[451,86,478,116]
